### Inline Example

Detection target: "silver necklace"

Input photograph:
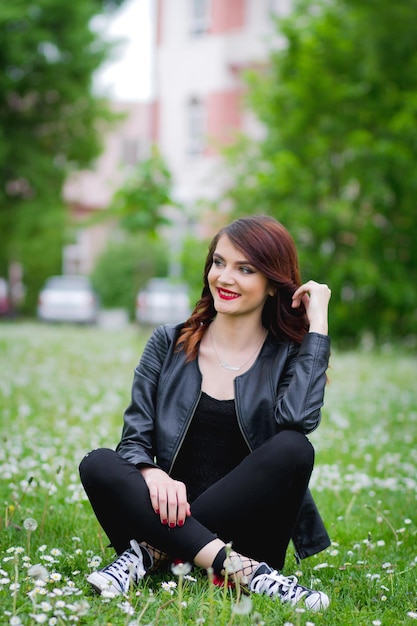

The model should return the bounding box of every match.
[209,326,266,371]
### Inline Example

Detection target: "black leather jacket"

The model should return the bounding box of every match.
[116,324,331,561]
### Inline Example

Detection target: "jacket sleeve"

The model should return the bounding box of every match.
[275,332,330,434]
[115,326,171,466]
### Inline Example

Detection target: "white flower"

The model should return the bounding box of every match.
[407,612,417,620]
[9,617,22,625]
[161,580,177,594]
[184,574,197,582]
[50,549,62,557]
[118,601,134,615]
[88,555,102,569]
[23,518,38,532]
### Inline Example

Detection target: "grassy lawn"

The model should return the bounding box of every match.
[0,321,416,625]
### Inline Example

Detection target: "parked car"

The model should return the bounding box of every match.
[37,275,99,324]
[136,278,191,325]
[0,278,11,316]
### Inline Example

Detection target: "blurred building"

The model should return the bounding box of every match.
[62,100,156,274]
[152,0,290,232]
[63,1,290,273]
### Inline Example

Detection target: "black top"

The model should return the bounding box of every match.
[171,392,249,502]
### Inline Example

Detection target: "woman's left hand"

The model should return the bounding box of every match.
[292,280,331,335]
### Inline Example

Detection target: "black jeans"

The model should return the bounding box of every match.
[79,430,314,570]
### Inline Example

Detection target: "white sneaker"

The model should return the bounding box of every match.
[250,563,329,611]
[87,539,153,595]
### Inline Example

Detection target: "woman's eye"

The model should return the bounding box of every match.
[213,259,224,267]
[240,266,254,274]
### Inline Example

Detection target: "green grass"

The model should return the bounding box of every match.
[0,321,416,625]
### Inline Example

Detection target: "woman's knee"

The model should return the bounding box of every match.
[258,430,314,472]
[79,447,118,485]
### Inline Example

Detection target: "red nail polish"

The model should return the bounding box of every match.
[169,522,176,528]
[162,519,168,525]
[178,520,184,527]
[155,509,160,514]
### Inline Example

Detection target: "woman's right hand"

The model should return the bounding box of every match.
[139,466,191,527]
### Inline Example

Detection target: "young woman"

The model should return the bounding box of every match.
[79,215,332,611]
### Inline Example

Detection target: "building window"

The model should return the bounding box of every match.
[187,97,206,155]
[189,0,210,36]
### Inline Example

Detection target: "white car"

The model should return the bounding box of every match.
[37,275,99,324]
[136,278,191,325]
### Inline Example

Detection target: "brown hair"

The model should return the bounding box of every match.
[177,215,308,360]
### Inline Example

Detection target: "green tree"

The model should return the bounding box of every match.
[91,234,169,319]
[104,148,176,235]
[224,0,417,343]
[0,0,124,312]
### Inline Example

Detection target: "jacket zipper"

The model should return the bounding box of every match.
[234,379,252,452]
[168,390,202,474]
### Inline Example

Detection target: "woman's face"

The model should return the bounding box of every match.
[208,234,274,319]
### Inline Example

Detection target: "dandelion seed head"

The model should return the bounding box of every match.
[171,561,192,576]
[232,596,253,615]
[23,517,38,531]
[28,564,49,582]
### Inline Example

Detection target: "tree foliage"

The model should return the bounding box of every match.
[0,0,124,311]
[91,234,169,319]
[224,0,417,343]
[103,148,176,235]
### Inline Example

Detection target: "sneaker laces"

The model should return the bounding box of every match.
[102,540,151,593]
[250,564,329,611]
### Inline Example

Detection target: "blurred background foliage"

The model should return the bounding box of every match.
[222,0,417,344]
[0,0,124,312]
[90,233,169,319]
[1,0,417,345]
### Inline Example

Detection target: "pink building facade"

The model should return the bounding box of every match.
[152,0,289,224]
